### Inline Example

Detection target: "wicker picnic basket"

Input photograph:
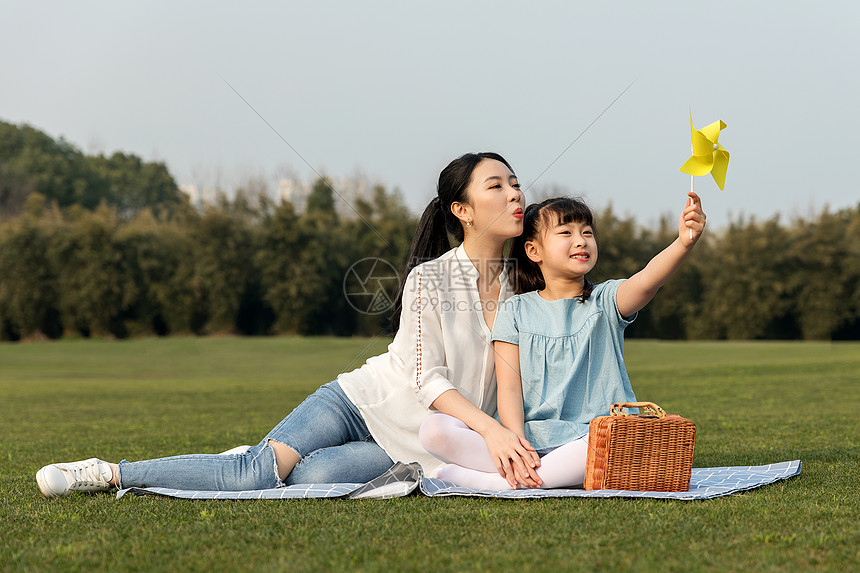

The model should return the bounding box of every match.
[584,402,696,492]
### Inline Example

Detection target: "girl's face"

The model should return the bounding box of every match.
[526,217,598,281]
[458,159,525,240]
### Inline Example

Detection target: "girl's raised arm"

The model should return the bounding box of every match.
[616,191,706,318]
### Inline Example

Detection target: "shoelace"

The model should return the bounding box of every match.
[66,460,108,488]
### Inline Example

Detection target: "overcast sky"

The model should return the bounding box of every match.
[2,1,858,227]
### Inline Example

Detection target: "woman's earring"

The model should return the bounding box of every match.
[466,220,473,227]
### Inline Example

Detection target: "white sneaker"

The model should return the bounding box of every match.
[36,458,113,498]
[218,445,252,455]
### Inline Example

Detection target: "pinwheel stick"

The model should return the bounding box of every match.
[688,140,695,240]
[689,175,694,239]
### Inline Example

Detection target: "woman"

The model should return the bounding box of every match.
[36,152,540,497]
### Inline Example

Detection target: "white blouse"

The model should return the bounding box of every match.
[337,244,513,473]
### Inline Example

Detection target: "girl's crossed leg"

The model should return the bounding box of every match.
[420,413,588,490]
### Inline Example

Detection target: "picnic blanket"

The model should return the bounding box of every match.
[116,459,801,501]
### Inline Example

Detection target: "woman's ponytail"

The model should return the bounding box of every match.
[389,198,450,334]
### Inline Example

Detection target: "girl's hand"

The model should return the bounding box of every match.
[511,435,543,488]
[679,191,706,247]
[481,424,542,488]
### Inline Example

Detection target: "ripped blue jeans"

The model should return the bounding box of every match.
[118,381,395,490]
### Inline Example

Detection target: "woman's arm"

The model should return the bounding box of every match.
[402,264,539,486]
[617,191,706,318]
[402,267,458,408]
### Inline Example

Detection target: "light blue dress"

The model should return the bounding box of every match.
[491,280,637,450]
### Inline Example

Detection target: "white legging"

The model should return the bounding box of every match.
[419,413,588,490]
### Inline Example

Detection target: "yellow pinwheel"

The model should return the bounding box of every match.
[680,109,729,190]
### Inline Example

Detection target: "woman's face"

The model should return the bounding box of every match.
[461,159,525,240]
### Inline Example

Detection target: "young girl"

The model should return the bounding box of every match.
[36,152,539,497]
[420,193,706,489]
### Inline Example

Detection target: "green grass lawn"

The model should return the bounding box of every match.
[1,337,858,572]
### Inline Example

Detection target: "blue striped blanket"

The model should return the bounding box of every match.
[116,460,801,501]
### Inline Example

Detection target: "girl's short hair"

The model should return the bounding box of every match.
[510,196,595,300]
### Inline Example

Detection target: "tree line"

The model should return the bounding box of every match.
[591,206,860,341]
[2,189,858,341]
[1,119,858,341]
[0,180,415,340]
[1,120,183,219]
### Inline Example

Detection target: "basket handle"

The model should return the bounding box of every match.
[610,402,666,417]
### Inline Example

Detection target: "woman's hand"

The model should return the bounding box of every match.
[480,424,542,488]
[679,191,706,247]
